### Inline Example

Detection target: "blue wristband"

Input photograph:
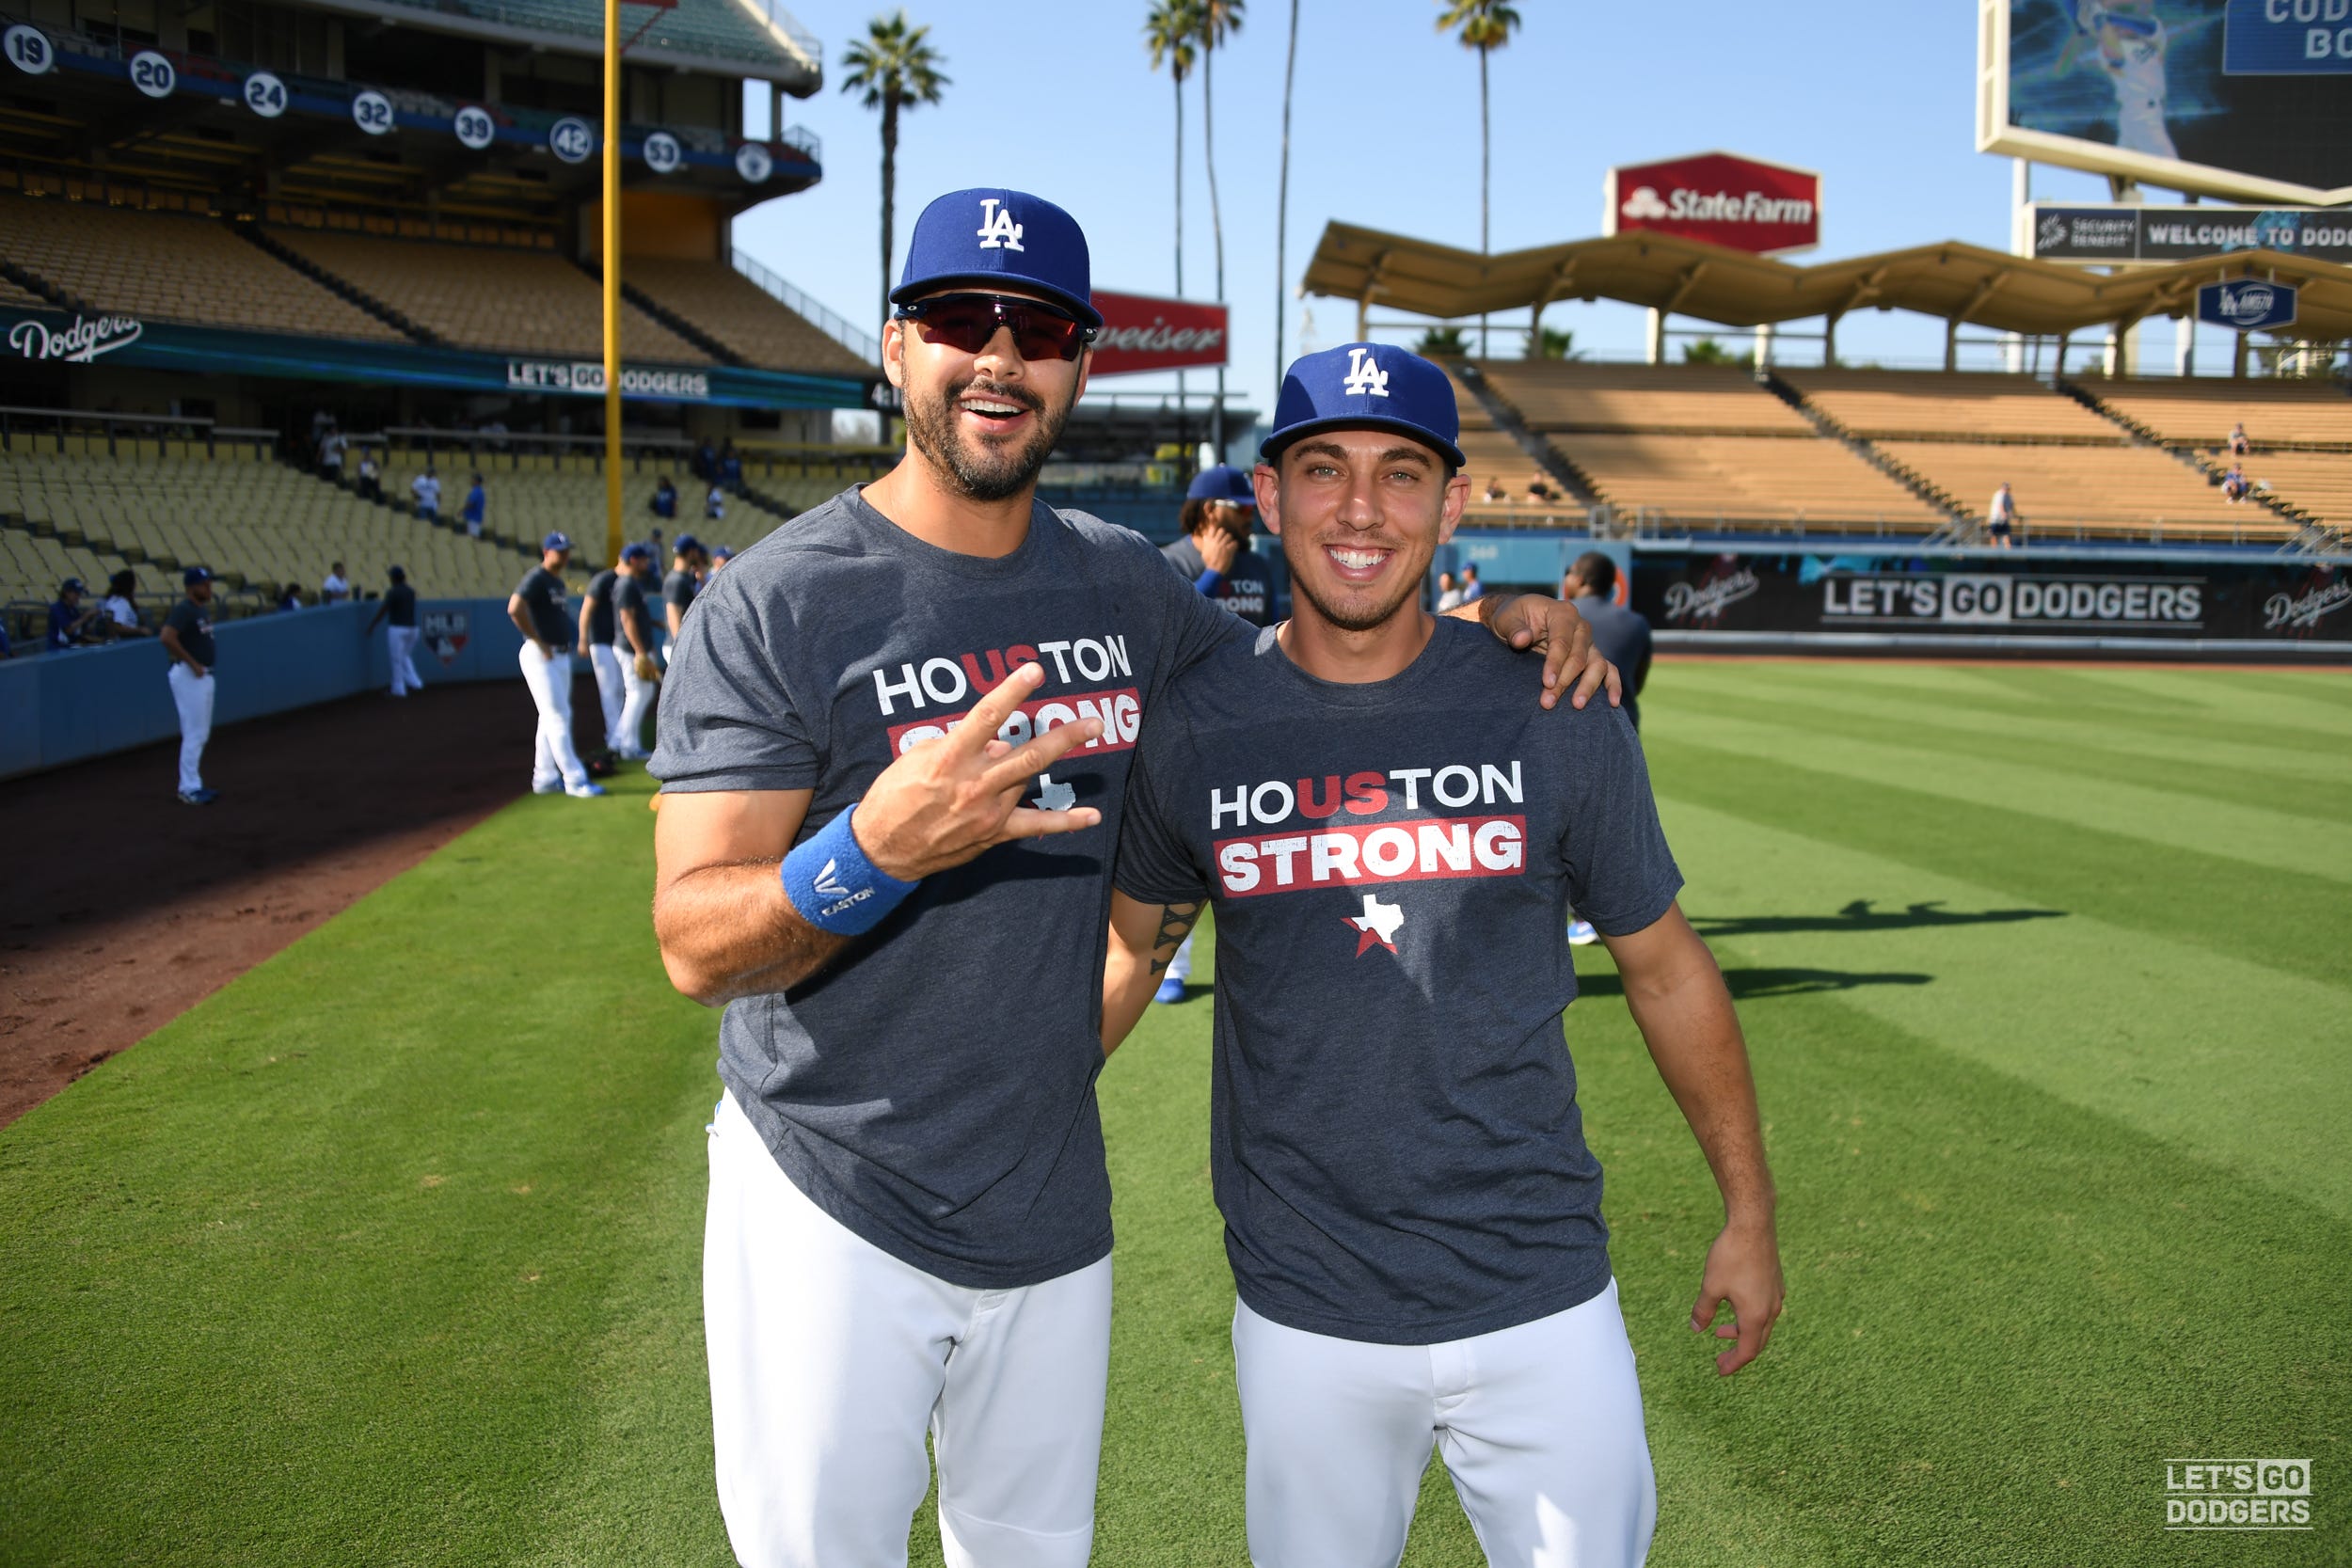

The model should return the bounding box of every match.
[1194,568,1225,595]
[781,805,918,935]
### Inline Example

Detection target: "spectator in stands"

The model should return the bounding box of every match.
[2228,421,2250,458]
[46,578,99,651]
[651,476,679,520]
[1459,563,1485,603]
[462,474,487,540]
[691,438,717,483]
[161,567,219,805]
[1987,482,2019,548]
[2223,464,2250,503]
[357,451,383,502]
[1526,471,1553,503]
[318,429,346,477]
[1435,570,1463,611]
[276,580,306,613]
[1483,477,1507,503]
[321,562,351,605]
[719,440,743,489]
[368,564,423,698]
[413,467,443,523]
[705,483,726,523]
[98,570,150,640]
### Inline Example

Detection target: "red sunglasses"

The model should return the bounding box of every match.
[895,293,1096,362]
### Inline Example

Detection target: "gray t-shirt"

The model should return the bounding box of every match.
[1115,618,1683,1344]
[583,569,618,646]
[662,567,698,621]
[516,566,570,647]
[164,597,215,667]
[1162,535,1276,627]
[651,485,1243,1288]
[612,572,650,644]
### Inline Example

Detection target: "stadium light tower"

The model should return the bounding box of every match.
[602,0,625,568]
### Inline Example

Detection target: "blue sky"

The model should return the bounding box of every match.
[732,1,2169,423]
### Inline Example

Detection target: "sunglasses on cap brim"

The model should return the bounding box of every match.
[894,293,1097,363]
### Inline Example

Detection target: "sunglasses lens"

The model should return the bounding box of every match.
[910,297,1087,361]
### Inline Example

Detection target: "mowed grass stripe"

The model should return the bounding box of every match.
[1643,705,2348,884]
[0,770,733,1568]
[1662,683,2352,820]
[1649,796,2352,1222]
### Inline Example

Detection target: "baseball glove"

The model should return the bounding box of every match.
[634,652,661,682]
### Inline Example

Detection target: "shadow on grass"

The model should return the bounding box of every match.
[1691,898,2066,939]
[1578,967,1934,1001]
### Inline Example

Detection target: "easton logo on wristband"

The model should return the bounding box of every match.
[783,807,916,935]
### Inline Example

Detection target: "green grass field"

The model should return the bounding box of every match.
[3,660,2346,1566]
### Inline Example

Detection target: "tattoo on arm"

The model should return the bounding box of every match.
[1147,901,1204,975]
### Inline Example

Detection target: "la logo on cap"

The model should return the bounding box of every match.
[977,198,1025,252]
[1342,346,1391,398]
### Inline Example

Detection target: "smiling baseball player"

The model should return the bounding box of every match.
[1102,343,1783,1568]
[649,189,1618,1568]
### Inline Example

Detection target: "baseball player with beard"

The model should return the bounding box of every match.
[650,188,1620,1568]
[1102,344,1781,1568]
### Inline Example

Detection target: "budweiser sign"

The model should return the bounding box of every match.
[1604,151,1821,257]
[1087,289,1228,377]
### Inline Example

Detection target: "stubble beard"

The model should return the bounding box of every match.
[904,372,1072,503]
[1283,533,1427,635]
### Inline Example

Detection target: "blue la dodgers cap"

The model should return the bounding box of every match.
[1185,465,1257,505]
[1261,341,1467,471]
[891,187,1103,329]
[543,531,574,552]
[620,543,652,564]
[183,566,215,586]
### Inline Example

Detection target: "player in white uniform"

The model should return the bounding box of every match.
[2075,1,2175,160]
[508,531,605,800]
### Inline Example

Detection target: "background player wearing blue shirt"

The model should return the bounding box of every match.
[1153,464,1277,1003]
[1103,343,1780,1568]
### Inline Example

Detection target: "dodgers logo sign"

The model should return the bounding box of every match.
[1342,346,1391,398]
[976,198,1025,252]
[2198,278,2298,331]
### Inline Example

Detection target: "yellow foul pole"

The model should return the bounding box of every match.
[600,0,624,567]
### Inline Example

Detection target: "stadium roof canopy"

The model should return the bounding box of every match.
[1302,222,2352,350]
[300,0,823,87]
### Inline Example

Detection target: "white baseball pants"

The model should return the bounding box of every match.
[1233,1279,1656,1568]
[386,626,423,696]
[516,641,589,792]
[587,641,625,750]
[615,655,656,759]
[704,1090,1110,1568]
[167,662,213,793]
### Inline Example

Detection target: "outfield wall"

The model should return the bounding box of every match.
[0,598,538,781]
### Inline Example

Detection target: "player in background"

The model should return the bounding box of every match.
[611,543,660,762]
[580,556,627,758]
[159,566,220,805]
[650,187,1616,1568]
[367,564,423,697]
[662,533,706,650]
[2068,1,2175,160]
[1561,551,1653,946]
[1152,463,1277,1003]
[709,545,735,573]
[1102,344,1781,1568]
[508,531,604,800]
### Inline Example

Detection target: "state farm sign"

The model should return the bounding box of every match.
[1604,151,1821,256]
[1088,289,1227,377]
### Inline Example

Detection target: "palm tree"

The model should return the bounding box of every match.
[1144,1,1200,430]
[1273,0,1300,392]
[1435,0,1520,357]
[1414,325,1470,357]
[1196,0,1243,452]
[1528,325,1579,360]
[839,11,949,341]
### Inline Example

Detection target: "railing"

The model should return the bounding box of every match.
[729,249,880,366]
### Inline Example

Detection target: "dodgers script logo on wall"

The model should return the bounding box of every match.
[421,610,469,668]
[8,313,142,364]
[1605,151,1822,256]
[1086,290,1229,377]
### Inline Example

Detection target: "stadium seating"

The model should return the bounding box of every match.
[1872,441,2294,543]
[0,195,404,341]
[268,230,707,362]
[622,259,874,376]
[1555,433,1947,533]
[0,444,553,619]
[1778,369,2120,441]
[1474,361,1814,435]
[2089,378,2352,449]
